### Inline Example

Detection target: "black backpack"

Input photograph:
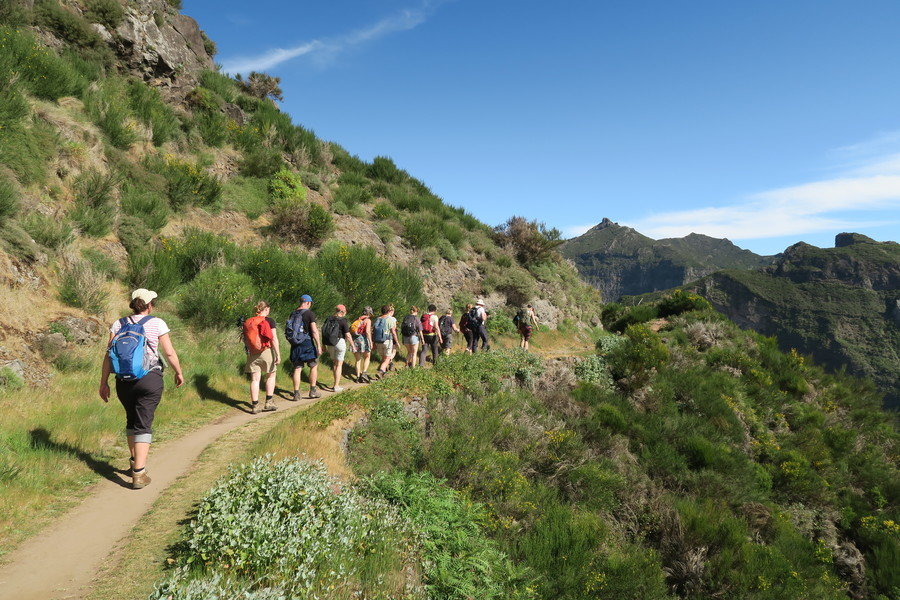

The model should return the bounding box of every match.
[439,315,454,337]
[401,314,418,337]
[322,316,342,346]
[468,307,483,329]
[513,309,526,327]
[285,309,310,346]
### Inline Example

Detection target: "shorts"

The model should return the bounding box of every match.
[375,339,394,358]
[326,338,347,363]
[290,342,318,368]
[440,335,453,350]
[115,370,164,443]
[402,335,420,346]
[519,325,533,341]
[354,334,371,353]
[245,347,276,374]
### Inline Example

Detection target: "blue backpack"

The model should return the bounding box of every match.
[373,317,389,343]
[109,316,154,381]
[285,309,311,346]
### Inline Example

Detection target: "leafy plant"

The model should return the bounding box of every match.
[127,80,179,145]
[178,266,256,329]
[493,216,562,266]
[84,0,124,29]
[58,257,108,314]
[20,212,73,249]
[0,176,19,224]
[71,169,117,237]
[120,183,168,232]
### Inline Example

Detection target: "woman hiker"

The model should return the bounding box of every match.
[242,301,280,413]
[99,288,184,489]
[351,306,375,382]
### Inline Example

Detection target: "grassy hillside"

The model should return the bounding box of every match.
[561,218,771,300]
[0,0,598,388]
[157,297,899,599]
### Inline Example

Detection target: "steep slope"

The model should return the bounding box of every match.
[561,218,771,300]
[695,234,900,408]
[0,0,599,386]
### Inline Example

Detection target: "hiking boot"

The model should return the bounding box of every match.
[262,398,277,412]
[292,389,301,402]
[132,470,151,490]
[333,386,345,393]
[309,386,321,399]
[251,401,260,414]
[361,373,372,383]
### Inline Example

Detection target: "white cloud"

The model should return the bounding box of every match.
[626,137,900,241]
[221,2,443,74]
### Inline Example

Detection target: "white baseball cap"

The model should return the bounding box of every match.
[131,288,158,304]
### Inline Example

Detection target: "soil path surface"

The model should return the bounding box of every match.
[0,392,327,600]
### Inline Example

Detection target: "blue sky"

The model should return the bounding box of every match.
[186,0,900,255]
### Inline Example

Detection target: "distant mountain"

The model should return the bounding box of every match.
[695,233,900,408]
[561,218,773,300]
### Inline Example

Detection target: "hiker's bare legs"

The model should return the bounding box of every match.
[309,364,317,388]
[264,370,276,397]
[249,371,262,404]
[354,352,364,378]
[292,367,302,392]
[362,353,371,374]
[333,359,343,387]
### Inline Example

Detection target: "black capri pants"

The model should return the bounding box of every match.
[116,370,164,443]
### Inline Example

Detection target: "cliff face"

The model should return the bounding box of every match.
[696,234,900,408]
[561,218,771,301]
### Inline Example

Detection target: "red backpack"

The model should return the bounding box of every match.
[421,313,436,334]
[243,316,272,353]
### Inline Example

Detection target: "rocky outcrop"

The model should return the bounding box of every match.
[114,0,213,92]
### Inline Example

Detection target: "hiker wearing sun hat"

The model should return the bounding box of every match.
[467,298,490,353]
[99,288,185,489]
[285,294,322,400]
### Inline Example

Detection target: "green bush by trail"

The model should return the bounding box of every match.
[71,169,117,237]
[0,176,19,224]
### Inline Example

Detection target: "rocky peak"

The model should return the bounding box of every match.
[835,232,877,248]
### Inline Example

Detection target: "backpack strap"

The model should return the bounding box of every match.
[137,315,154,326]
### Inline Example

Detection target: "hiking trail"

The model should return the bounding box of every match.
[0,389,336,600]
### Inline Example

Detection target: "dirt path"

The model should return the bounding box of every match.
[0,391,330,600]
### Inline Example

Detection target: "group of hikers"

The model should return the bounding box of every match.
[98,288,538,490]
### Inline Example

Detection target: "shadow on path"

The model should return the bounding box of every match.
[29,428,131,488]
[193,374,251,413]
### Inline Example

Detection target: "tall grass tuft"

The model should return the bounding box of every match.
[126,80,179,146]
[58,257,108,314]
[178,266,256,329]
[20,212,73,249]
[0,176,19,224]
[71,169,118,237]
[0,25,88,99]
[35,0,102,48]
[198,70,237,103]
[85,78,139,149]
[84,0,124,28]
[0,118,58,185]
[120,183,168,232]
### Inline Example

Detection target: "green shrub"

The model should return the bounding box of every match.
[270,199,333,246]
[368,180,392,198]
[0,176,18,224]
[85,79,139,149]
[374,222,395,245]
[657,289,712,317]
[117,214,154,253]
[156,457,418,599]
[402,214,441,249]
[166,0,182,8]
[330,143,367,174]
[185,86,223,112]
[178,266,256,328]
[574,355,614,389]
[367,156,407,184]
[81,247,120,279]
[338,171,369,187]
[300,170,323,191]
[268,167,306,202]
[0,117,58,185]
[58,258,108,314]
[372,201,398,220]
[120,183,168,231]
[239,147,284,178]
[71,170,117,237]
[84,0,124,28]
[35,1,101,48]
[199,30,216,57]
[221,176,268,220]
[151,156,221,210]
[126,245,182,296]
[0,2,32,27]
[20,212,73,249]
[436,238,459,262]
[333,183,371,209]
[195,110,226,147]
[0,82,29,130]
[126,80,179,145]
[607,324,669,390]
[360,471,535,600]
[198,70,236,103]
[349,399,421,477]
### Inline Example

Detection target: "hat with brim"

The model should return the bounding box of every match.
[476,298,485,306]
[131,288,158,304]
